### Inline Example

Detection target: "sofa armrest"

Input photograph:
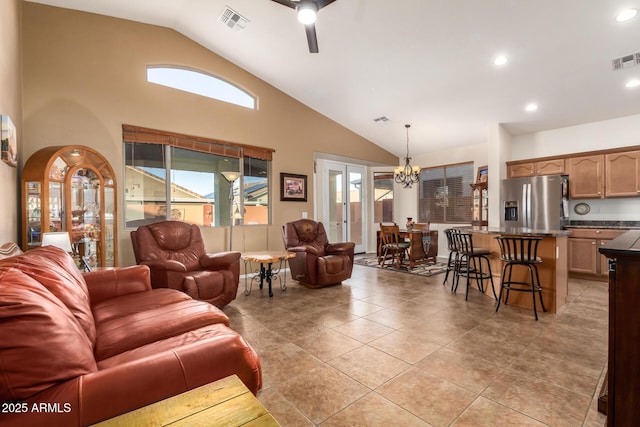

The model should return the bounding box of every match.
[200,251,241,270]
[288,245,321,256]
[141,259,187,272]
[84,265,152,305]
[0,325,262,427]
[326,242,355,255]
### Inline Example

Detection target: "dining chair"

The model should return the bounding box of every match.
[379,223,410,269]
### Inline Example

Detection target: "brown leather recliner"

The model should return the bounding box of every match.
[282,219,355,288]
[131,220,240,308]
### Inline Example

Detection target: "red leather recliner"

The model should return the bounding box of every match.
[131,221,240,308]
[282,219,355,288]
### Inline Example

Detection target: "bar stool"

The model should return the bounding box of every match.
[442,229,458,286]
[453,231,497,300]
[494,236,546,320]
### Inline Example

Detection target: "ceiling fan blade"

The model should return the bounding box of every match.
[305,24,319,53]
[270,0,297,9]
[316,0,337,9]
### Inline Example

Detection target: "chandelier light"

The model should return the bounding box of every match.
[394,124,420,188]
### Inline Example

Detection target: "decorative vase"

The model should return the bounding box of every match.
[406,217,414,231]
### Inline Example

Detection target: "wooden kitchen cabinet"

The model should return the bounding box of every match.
[605,150,640,197]
[507,162,535,178]
[599,231,640,427]
[567,155,605,198]
[567,228,626,280]
[21,145,118,268]
[507,158,565,178]
[535,158,565,175]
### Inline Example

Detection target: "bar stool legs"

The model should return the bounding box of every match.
[495,236,547,321]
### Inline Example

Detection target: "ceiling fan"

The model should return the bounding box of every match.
[270,0,337,53]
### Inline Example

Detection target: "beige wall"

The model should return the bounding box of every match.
[0,0,21,244]
[21,3,397,265]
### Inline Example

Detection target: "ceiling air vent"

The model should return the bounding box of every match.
[612,52,640,70]
[218,6,250,31]
[374,116,391,123]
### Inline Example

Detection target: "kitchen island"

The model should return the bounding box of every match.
[467,227,571,314]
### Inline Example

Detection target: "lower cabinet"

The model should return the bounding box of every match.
[600,231,640,427]
[567,228,626,280]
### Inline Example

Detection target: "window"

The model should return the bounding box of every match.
[146,66,256,109]
[418,162,474,223]
[373,172,394,223]
[123,125,272,228]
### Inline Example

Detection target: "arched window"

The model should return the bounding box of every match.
[146,66,256,109]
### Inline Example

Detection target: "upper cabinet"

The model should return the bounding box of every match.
[567,155,605,199]
[22,146,117,268]
[507,158,565,178]
[605,150,640,197]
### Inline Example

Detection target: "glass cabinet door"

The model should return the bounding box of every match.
[104,186,115,267]
[26,182,42,247]
[70,168,101,269]
[49,182,64,233]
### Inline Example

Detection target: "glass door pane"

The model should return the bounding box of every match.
[327,168,344,242]
[348,169,363,249]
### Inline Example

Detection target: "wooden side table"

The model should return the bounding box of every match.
[242,251,295,297]
[92,374,279,426]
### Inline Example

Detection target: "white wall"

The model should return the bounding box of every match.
[511,113,640,159]
[512,113,640,222]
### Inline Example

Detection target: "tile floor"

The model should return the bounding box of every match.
[224,261,608,426]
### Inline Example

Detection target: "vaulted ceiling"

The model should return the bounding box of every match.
[26,0,640,157]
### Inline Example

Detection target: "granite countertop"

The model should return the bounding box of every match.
[565,221,640,230]
[469,226,572,237]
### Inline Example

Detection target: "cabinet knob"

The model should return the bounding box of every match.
[596,230,601,234]
[592,241,596,245]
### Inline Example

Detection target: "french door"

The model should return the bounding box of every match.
[321,161,366,253]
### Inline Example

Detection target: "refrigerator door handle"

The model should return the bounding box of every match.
[524,183,531,228]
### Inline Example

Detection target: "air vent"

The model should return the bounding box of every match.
[612,52,640,70]
[218,6,250,31]
[374,116,391,123]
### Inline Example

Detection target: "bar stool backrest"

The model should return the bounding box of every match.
[444,229,456,252]
[453,230,474,255]
[495,236,542,264]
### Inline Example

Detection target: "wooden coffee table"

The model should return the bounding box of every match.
[93,374,279,426]
[241,251,295,297]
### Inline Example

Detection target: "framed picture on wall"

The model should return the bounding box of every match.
[1,115,17,168]
[280,173,307,202]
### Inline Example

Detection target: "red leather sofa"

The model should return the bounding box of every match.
[0,245,261,426]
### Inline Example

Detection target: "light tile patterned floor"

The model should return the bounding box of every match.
[224,262,608,426]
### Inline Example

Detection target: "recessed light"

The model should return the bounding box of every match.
[616,8,638,22]
[626,79,640,88]
[494,55,508,66]
[525,103,538,112]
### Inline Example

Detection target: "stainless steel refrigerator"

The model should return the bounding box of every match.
[500,175,569,230]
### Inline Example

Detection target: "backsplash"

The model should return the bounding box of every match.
[568,198,640,221]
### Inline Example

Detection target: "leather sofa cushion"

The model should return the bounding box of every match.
[0,246,96,347]
[92,288,192,324]
[94,299,230,361]
[96,324,262,395]
[134,222,204,271]
[0,268,97,401]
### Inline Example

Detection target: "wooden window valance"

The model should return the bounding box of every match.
[122,124,274,161]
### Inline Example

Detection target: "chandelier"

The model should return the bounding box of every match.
[394,124,420,188]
